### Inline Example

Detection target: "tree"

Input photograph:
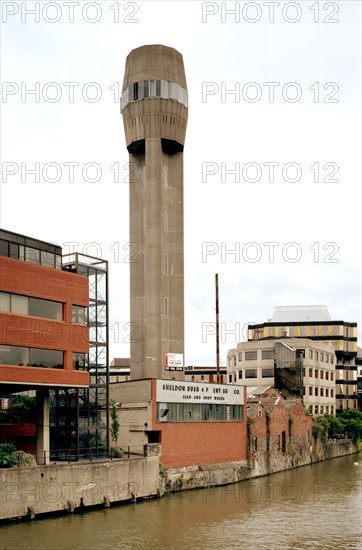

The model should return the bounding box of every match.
[110,400,120,444]
[5,395,36,423]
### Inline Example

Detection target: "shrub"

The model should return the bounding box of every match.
[0,444,17,468]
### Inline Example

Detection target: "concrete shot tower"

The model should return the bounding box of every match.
[121,45,188,380]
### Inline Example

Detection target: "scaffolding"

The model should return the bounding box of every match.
[49,253,109,457]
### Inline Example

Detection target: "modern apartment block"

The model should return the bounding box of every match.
[227,338,336,415]
[121,44,188,381]
[247,306,358,412]
[0,229,109,462]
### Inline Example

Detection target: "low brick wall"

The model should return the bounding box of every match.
[0,456,159,521]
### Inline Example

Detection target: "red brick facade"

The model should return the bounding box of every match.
[0,256,89,388]
[151,380,247,468]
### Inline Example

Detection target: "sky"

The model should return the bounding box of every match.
[1,0,361,366]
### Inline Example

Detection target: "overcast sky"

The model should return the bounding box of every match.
[1,0,361,365]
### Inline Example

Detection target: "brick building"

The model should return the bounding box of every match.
[110,379,247,468]
[0,229,109,463]
[247,393,312,476]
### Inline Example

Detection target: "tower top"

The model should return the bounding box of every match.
[122,44,187,90]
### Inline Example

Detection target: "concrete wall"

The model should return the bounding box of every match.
[0,457,159,521]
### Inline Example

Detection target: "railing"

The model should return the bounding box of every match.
[39,444,159,465]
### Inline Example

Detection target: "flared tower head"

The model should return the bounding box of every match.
[121,44,188,154]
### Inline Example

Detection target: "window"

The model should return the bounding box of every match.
[0,292,63,321]
[262,349,274,360]
[245,369,257,378]
[233,356,236,367]
[331,356,334,365]
[164,297,168,319]
[320,388,324,397]
[315,387,318,396]
[326,371,329,380]
[0,345,63,369]
[320,353,324,362]
[314,405,319,414]
[164,254,168,275]
[326,389,329,397]
[0,292,10,312]
[72,305,86,324]
[331,372,334,381]
[73,353,88,370]
[144,80,149,97]
[315,351,319,361]
[238,352,242,361]
[315,369,318,378]
[309,368,313,378]
[326,354,329,363]
[228,357,233,367]
[262,368,274,378]
[245,351,257,361]
[238,370,243,379]
[320,370,324,379]
[228,374,232,383]
[309,387,313,396]
[163,209,168,232]
[309,350,313,359]
[11,294,28,315]
[25,247,40,264]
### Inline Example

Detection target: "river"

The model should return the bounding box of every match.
[1,453,361,550]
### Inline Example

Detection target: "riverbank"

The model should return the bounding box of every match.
[0,438,359,521]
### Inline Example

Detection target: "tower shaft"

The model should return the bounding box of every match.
[121,45,188,380]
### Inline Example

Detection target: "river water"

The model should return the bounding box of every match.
[1,453,361,550]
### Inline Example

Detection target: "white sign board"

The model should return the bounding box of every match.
[165,353,184,371]
[156,380,244,405]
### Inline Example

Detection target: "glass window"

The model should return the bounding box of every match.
[331,372,334,381]
[72,305,87,324]
[41,250,55,268]
[331,355,334,365]
[9,243,19,259]
[0,240,8,256]
[25,247,40,264]
[309,368,313,377]
[163,209,168,232]
[29,348,63,368]
[11,294,29,315]
[320,370,324,379]
[320,353,324,362]
[238,352,242,361]
[315,351,319,360]
[144,80,149,98]
[262,349,274,360]
[0,292,11,312]
[238,370,243,379]
[326,371,329,380]
[0,345,29,366]
[156,80,161,97]
[315,369,318,378]
[326,389,329,397]
[315,387,318,396]
[331,389,334,398]
[262,368,274,378]
[30,297,63,320]
[320,388,324,397]
[149,80,155,97]
[245,351,257,361]
[309,387,313,396]
[309,350,313,359]
[133,82,138,101]
[326,354,329,363]
[314,405,319,414]
[73,352,88,370]
[164,297,168,319]
[245,369,257,378]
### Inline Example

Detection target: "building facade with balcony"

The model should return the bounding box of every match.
[247,306,358,412]
[227,338,336,415]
